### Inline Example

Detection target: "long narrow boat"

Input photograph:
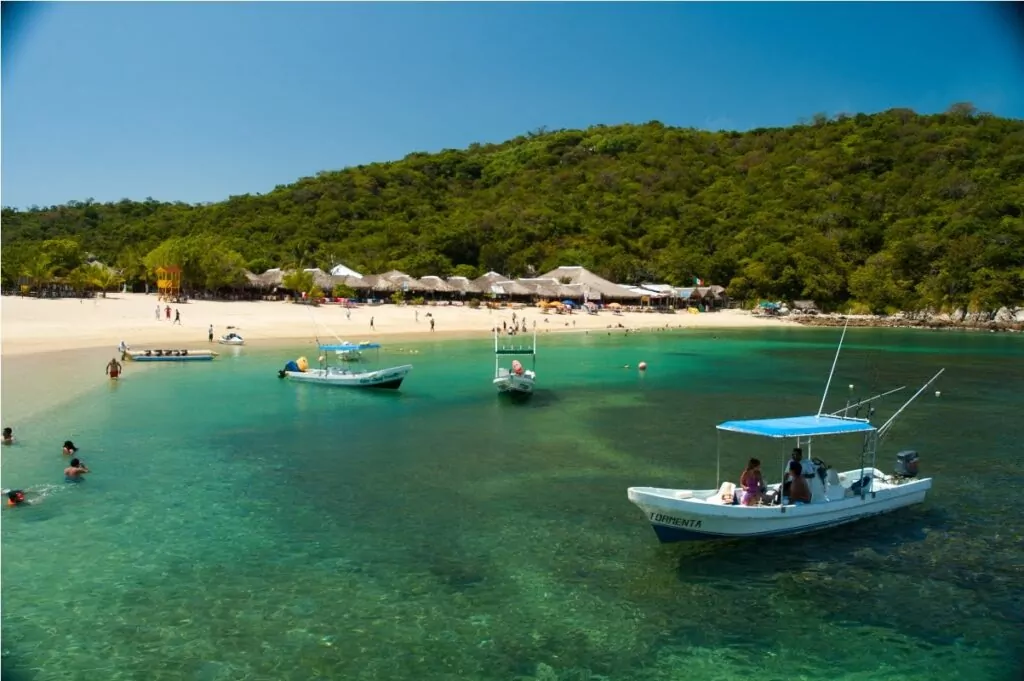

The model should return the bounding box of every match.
[493,329,537,397]
[627,324,944,542]
[277,343,412,390]
[126,349,218,362]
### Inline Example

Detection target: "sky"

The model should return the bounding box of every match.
[2,2,1022,209]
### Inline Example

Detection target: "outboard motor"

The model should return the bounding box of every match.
[895,450,919,479]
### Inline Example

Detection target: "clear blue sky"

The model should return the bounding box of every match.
[2,2,1022,209]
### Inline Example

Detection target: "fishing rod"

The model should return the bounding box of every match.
[816,319,850,417]
[877,368,946,442]
[830,386,907,418]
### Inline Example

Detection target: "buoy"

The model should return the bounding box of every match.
[935,391,941,397]
[638,361,648,371]
[848,384,854,390]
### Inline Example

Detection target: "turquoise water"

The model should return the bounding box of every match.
[2,328,1022,681]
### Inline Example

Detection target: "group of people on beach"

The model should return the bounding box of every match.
[2,430,91,508]
[155,304,181,324]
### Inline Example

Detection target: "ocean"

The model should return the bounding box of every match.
[1,327,1021,681]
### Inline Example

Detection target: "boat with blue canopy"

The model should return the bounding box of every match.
[627,324,944,543]
[277,341,412,390]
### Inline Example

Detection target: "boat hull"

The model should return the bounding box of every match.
[218,339,245,346]
[628,473,932,542]
[283,364,412,390]
[493,375,535,396]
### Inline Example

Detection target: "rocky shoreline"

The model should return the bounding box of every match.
[783,307,1024,333]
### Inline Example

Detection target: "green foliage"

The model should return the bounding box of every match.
[281,270,315,295]
[3,107,1023,310]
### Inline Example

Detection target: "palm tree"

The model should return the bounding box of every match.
[22,254,55,293]
[87,264,125,298]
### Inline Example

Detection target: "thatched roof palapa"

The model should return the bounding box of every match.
[539,266,643,300]
[446,276,482,294]
[379,269,428,292]
[418,275,455,293]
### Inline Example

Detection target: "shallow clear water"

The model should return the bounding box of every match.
[2,327,1022,681]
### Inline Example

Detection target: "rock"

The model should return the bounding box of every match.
[1015,308,1024,323]
[952,308,966,323]
[995,307,1015,324]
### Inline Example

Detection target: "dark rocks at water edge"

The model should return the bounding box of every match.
[788,307,1024,332]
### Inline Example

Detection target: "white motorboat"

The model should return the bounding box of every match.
[278,343,412,390]
[218,332,245,346]
[627,324,944,542]
[493,329,537,397]
[334,341,374,362]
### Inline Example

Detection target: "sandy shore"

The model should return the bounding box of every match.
[0,293,790,356]
[0,294,790,423]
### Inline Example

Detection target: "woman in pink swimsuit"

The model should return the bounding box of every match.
[740,458,765,506]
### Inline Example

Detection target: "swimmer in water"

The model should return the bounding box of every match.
[4,489,27,507]
[63,440,78,456]
[2,427,13,445]
[106,357,122,379]
[65,458,90,482]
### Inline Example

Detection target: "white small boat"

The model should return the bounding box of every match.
[278,343,411,390]
[334,341,374,362]
[218,332,245,346]
[627,324,944,543]
[126,349,218,362]
[493,329,537,397]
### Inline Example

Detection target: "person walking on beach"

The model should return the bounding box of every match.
[370,316,375,330]
[155,305,161,321]
[346,308,351,321]
[165,305,171,320]
[430,318,435,332]
[209,324,214,342]
[415,310,419,323]
[174,309,181,325]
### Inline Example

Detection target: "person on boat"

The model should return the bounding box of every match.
[106,357,123,379]
[65,458,90,482]
[783,447,815,498]
[740,458,767,506]
[2,427,13,445]
[62,440,79,456]
[788,460,812,504]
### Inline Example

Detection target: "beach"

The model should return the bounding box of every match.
[0,293,790,357]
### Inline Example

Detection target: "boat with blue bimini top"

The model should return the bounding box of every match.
[277,342,412,390]
[627,323,945,543]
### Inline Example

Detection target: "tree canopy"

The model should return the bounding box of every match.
[3,105,1022,311]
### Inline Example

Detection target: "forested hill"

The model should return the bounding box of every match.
[3,105,1023,311]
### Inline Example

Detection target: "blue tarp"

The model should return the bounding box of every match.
[716,415,876,438]
[319,343,381,351]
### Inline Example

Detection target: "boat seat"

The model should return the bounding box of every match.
[708,482,736,504]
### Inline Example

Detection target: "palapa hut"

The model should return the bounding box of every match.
[516,277,565,300]
[539,266,643,302]
[379,269,428,293]
[418,275,455,294]
[255,268,285,288]
[445,276,482,296]
[471,271,512,290]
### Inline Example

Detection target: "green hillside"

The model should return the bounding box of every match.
[3,104,1023,311]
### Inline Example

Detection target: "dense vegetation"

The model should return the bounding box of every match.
[3,103,1023,311]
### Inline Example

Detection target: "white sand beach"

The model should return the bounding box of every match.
[0,293,790,357]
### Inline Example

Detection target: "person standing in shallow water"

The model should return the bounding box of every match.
[106,357,122,379]
[64,458,90,482]
[62,440,78,456]
[2,427,14,445]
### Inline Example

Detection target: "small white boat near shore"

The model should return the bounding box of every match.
[218,332,245,346]
[627,324,944,543]
[278,343,412,390]
[493,329,537,397]
[126,349,218,362]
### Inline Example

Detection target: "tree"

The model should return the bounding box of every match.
[86,264,125,298]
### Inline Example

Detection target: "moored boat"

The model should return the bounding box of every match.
[278,343,412,390]
[493,329,537,397]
